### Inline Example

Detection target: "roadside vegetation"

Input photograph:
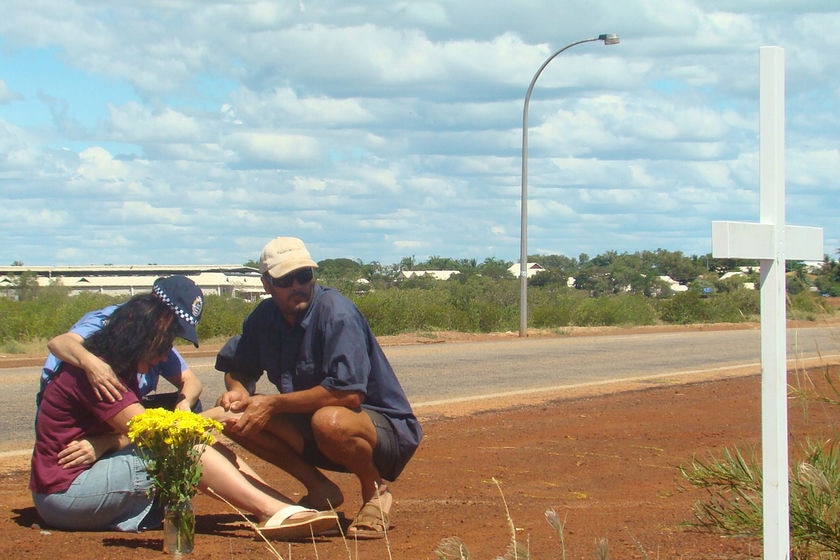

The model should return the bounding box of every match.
[1,248,837,352]
[681,364,840,559]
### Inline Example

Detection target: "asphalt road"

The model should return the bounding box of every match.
[3,325,839,454]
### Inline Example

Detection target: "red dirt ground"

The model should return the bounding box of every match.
[3,322,840,559]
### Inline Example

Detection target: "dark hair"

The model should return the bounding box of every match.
[83,294,180,381]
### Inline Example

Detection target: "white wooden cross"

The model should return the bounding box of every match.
[711,46,823,560]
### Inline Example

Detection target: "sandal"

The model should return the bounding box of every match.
[347,491,392,540]
[258,505,339,539]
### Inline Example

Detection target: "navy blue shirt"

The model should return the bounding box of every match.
[224,285,422,477]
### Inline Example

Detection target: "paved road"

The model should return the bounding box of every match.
[3,325,839,453]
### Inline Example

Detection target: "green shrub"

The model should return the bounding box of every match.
[0,276,833,346]
[682,365,840,559]
[0,297,23,341]
[354,288,454,334]
[447,277,518,332]
[572,294,657,326]
[197,295,257,340]
[656,291,715,324]
[528,288,581,328]
[682,440,840,558]
[707,289,760,322]
[788,291,832,320]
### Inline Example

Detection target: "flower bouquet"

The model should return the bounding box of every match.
[127,408,223,555]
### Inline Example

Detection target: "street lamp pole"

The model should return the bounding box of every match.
[519,34,619,337]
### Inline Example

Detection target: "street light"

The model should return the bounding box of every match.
[519,33,619,337]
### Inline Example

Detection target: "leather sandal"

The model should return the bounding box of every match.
[347,494,392,539]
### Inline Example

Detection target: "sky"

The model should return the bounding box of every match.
[1,1,838,268]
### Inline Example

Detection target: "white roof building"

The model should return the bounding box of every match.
[0,264,264,301]
[658,275,689,292]
[399,270,460,281]
[507,262,546,279]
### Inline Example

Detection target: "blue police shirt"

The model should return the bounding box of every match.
[39,304,187,400]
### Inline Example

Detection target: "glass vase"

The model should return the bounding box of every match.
[163,499,195,556]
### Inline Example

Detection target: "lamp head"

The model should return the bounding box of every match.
[598,33,620,45]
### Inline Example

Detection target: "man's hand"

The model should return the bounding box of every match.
[216,389,249,412]
[225,394,275,437]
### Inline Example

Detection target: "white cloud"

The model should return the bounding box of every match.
[788,148,840,190]
[0,0,838,267]
[73,146,127,182]
[0,120,34,166]
[107,104,205,143]
[222,132,322,167]
[0,79,23,104]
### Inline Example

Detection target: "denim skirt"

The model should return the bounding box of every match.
[32,445,162,532]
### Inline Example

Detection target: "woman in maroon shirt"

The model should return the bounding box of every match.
[31,289,337,538]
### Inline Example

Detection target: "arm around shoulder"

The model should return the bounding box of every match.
[48,332,127,402]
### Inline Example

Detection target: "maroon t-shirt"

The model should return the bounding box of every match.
[30,365,140,494]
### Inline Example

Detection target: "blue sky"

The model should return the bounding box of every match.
[1,1,838,267]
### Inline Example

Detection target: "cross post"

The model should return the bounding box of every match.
[711,47,823,560]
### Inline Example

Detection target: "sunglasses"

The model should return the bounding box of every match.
[267,267,314,288]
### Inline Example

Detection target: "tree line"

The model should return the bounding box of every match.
[302,248,840,298]
[2,249,837,350]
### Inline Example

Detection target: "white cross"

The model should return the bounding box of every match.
[711,47,823,560]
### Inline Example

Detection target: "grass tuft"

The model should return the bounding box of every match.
[681,360,840,558]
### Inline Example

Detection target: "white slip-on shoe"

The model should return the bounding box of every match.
[258,505,339,540]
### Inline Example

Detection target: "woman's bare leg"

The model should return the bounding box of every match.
[198,444,299,523]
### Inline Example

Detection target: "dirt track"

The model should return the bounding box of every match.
[6,369,840,558]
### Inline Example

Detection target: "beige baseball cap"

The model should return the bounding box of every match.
[259,237,319,278]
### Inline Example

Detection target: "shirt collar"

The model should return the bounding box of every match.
[275,284,322,331]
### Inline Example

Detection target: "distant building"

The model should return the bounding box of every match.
[0,264,264,301]
[658,275,689,293]
[719,270,756,290]
[507,262,545,279]
[399,270,460,281]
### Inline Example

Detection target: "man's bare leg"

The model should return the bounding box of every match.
[311,406,384,502]
[310,406,393,537]
[223,416,344,510]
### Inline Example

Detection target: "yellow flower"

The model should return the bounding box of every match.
[127,409,223,505]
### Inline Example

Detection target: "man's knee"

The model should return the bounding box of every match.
[311,407,374,448]
[311,406,352,438]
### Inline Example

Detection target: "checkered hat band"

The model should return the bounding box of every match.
[153,285,198,325]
